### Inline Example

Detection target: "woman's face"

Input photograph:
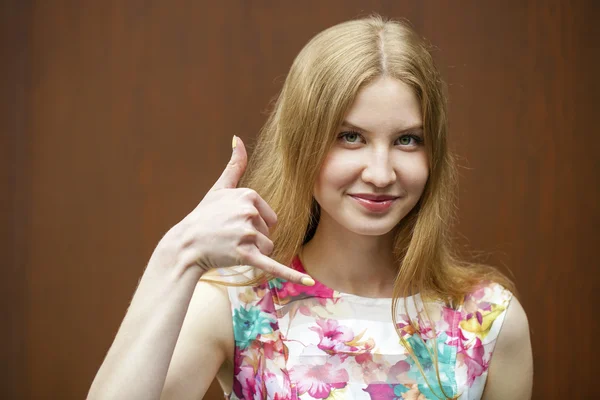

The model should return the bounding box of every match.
[314,76,429,237]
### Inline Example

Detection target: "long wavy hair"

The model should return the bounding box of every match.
[211,15,515,399]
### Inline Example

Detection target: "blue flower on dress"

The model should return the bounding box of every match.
[406,332,457,399]
[233,305,275,349]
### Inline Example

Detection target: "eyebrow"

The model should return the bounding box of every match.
[340,120,423,135]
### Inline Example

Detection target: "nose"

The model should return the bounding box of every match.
[360,149,397,188]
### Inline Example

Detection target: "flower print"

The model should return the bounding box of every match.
[309,319,376,359]
[233,305,276,349]
[260,332,289,365]
[236,364,264,399]
[354,352,388,384]
[457,337,488,386]
[405,333,457,399]
[238,287,259,304]
[289,362,349,399]
[298,305,312,316]
[465,285,488,303]
[363,383,396,399]
[269,277,284,290]
[363,383,422,400]
[388,359,411,380]
[310,319,355,351]
[257,288,276,314]
[396,313,434,339]
[396,317,417,337]
[272,278,334,305]
[459,303,506,340]
[441,307,459,333]
[438,306,466,349]
[401,384,426,400]
[270,257,335,305]
[263,370,294,400]
[463,283,502,315]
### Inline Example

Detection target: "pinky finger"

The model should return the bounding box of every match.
[245,251,315,286]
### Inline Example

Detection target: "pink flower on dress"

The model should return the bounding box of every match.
[388,359,411,379]
[458,337,489,386]
[362,383,395,399]
[309,319,358,355]
[466,285,487,302]
[271,256,334,306]
[257,288,276,314]
[236,364,263,400]
[264,371,295,400]
[289,362,349,398]
[442,307,464,346]
[275,279,334,305]
[396,314,433,338]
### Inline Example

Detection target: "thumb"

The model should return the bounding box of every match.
[211,136,248,190]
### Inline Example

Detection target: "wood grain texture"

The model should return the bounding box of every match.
[3,1,598,398]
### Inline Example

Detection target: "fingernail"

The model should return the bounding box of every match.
[232,135,237,150]
[301,276,315,286]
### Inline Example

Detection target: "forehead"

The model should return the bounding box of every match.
[343,76,422,132]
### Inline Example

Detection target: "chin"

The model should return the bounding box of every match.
[341,215,402,237]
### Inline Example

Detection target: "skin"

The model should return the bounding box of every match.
[88,77,533,399]
[481,296,533,399]
[304,76,428,297]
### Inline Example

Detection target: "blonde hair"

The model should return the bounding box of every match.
[214,15,514,399]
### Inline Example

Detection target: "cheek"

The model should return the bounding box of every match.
[397,155,429,191]
[315,153,359,195]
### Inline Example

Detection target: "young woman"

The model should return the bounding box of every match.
[88,16,533,400]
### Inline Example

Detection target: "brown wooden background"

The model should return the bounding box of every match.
[2,1,599,399]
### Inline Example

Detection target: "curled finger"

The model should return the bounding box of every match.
[252,231,274,256]
[250,213,270,237]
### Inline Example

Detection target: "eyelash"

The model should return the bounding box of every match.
[338,130,424,146]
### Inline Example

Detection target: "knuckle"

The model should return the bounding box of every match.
[240,206,259,219]
[240,228,257,241]
[242,188,258,200]
[264,239,274,255]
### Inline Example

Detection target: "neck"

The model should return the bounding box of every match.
[301,214,398,298]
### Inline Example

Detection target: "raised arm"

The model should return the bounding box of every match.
[159,274,234,400]
[87,137,313,400]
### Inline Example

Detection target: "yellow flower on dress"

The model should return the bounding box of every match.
[459,304,506,340]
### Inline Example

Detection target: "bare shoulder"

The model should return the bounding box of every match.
[160,269,234,400]
[482,295,533,400]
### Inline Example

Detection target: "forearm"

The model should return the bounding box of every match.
[87,261,203,400]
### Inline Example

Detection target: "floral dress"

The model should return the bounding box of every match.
[222,256,512,400]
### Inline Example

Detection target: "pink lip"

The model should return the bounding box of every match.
[350,193,399,201]
[348,194,399,212]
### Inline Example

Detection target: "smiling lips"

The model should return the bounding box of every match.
[348,193,400,212]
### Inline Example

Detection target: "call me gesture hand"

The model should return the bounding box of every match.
[87,136,312,400]
[151,136,314,286]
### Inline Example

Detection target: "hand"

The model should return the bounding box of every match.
[150,136,314,286]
